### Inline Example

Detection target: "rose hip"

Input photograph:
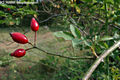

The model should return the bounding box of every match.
[31,18,39,31]
[7,8,10,11]
[10,49,26,58]
[10,32,28,44]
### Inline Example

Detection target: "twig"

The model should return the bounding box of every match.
[37,14,65,24]
[36,10,52,14]
[92,16,120,30]
[25,45,93,60]
[90,46,99,58]
[25,47,34,51]
[82,40,120,80]
[28,42,34,46]
[38,14,57,23]
[33,47,93,60]
[42,0,51,13]
[34,31,37,46]
[35,12,80,24]
[69,16,88,36]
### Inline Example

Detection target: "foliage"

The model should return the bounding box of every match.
[53,0,120,79]
[0,4,37,26]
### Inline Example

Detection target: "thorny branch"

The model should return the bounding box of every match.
[82,40,120,80]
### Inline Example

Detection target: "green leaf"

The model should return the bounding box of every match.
[70,24,81,39]
[103,42,109,48]
[99,36,114,41]
[70,18,77,25]
[54,31,74,40]
[0,20,5,24]
[106,0,114,4]
[24,10,37,15]
[72,39,82,47]
[15,18,20,25]
[81,37,92,47]
[0,4,16,9]
[0,61,2,65]
[113,32,120,39]
[98,42,109,49]
[0,11,5,15]
[0,11,6,17]
[84,0,92,2]
[75,6,81,13]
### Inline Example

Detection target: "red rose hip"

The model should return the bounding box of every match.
[10,49,26,58]
[10,32,28,44]
[7,8,10,11]
[31,18,39,31]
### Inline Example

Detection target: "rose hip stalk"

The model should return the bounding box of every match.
[10,49,26,58]
[31,18,39,46]
[10,32,28,44]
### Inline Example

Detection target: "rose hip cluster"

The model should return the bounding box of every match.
[10,18,39,58]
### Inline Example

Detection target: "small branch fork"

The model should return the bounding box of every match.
[26,42,93,60]
[82,40,120,80]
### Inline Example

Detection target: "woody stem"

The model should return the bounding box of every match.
[34,31,37,46]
